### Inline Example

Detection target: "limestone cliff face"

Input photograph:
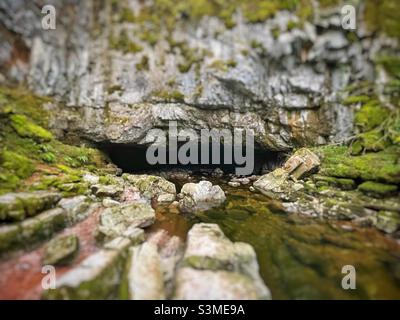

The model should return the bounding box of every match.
[0,0,397,151]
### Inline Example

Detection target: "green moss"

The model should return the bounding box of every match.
[355,102,390,132]
[313,175,355,190]
[138,29,159,46]
[153,90,185,102]
[208,58,238,72]
[10,114,53,142]
[358,181,398,197]
[1,150,34,180]
[136,55,149,71]
[108,85,122,94]
[316,145,400,184]
[109,30,143,53]
[287,20,301,31]
[271,27,280,39]
[226,59,237,68]
[375,55,400,79]
[365,0,400,38]
[343,95,371,106]
[119,7,136,23]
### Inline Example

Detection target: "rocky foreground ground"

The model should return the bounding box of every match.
[0,0,399,299]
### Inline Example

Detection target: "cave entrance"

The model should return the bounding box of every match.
[100,142,285,176]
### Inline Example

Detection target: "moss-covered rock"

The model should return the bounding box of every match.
[317,145,400,184]
[10,114,53,142]
[0,191,61,222]
[42,234,79,265]
[354,102,390,132]
[357,181,398,198]
[374,211,400,234]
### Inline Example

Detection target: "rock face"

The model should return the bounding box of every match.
[174,223,270,300]
[1,1,391,152]
[97,202,155,240]
[179,181,226,213]
[42,234,79,266]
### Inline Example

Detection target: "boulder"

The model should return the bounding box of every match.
[42,234,79,265]
[282,148,320,179]
[178,181,226,213]
[98,203,155,240]
[174,223,270,300]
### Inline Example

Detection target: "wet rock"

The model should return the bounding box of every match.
[178,181,226,213]
[102,198,120,208]
[0,191,61,222]
[282,148,320,179]
[157,194,176,203]
[126,243,165,300]
[174,268,267,300]
[228,181,241,187]
[91,184,124,199]
[98,203,155,240]
[174,223,270,300]
[58,195,92,225]
[42,234,79,266]
[374,211,400,234]
[211,168,224,178]
[122,174,176,201]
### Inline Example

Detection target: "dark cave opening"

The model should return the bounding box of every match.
[100,142,286,176]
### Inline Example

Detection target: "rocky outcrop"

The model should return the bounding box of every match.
[1,1,394,152]
[178,181,226,213]
[174,223,270,300]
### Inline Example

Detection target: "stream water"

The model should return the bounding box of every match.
[1,180,399,299]
[152,181,400,300]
